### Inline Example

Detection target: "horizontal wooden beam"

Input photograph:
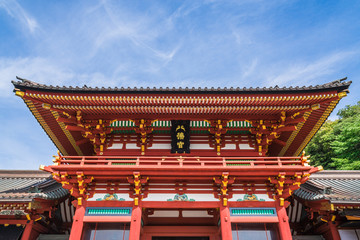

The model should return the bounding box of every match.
[47,165,312,177]
[83,216,131,222]
[0,219,28,225]
[142,201,220,209]
[231,216,278,223]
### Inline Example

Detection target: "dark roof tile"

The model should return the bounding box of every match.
[12,76,351,94]
[294,170,360,204]
[0,170,68,201]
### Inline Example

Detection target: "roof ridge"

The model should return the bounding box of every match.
[12,77,352,94]
[0,170,50,178]
[310,170,360,179]
[15,76,46,87]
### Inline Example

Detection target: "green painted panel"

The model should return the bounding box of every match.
[227,121,252,128]
[190,130,209,134]
[191,121,210,128]
[111,163,136,165]
[110,121,135,127]
[110,121,252,128]
[112,130,136,134]
[86,207,131,216]
[108,158,136,165]
[230,208,276,216]
[153,130,171,134]
[227,130,251,134]
[226,159,253,166]
[151,121,171,127]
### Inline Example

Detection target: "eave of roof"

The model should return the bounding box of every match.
[12,76,351,95]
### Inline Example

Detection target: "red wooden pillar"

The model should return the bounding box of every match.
[21,220,34,240]
[21,219,49,240]
[327,221,341,240]
[69,202,86,240]
[276,205,292,240]
[130,204,142,240]
[220,205,232,240]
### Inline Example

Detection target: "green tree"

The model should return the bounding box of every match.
[306,120,336,169]
[306,101,360,170]
[331,102,360,169]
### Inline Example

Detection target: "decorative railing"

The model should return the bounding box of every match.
[53,155,309,168]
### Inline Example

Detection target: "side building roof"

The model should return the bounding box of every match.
[294,170,360,204]
[0,170,68,202]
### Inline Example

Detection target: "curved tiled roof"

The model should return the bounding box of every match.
[12,76,351,94]
[11,76,352,157]
[294,170,360,204]
[0,170,68,201]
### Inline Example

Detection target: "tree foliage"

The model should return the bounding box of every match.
[305,101,360,170]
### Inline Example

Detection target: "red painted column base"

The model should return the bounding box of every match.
[130,205,142,240]
[220,205,232,240]
[21,220,35,240]
[69,204,86,240]
[327,221,341,240]
[21,219,49,240]
[277,205,292,240]
[320,221,341,240]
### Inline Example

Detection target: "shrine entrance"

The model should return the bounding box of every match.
[13,78,351,240]
[152,237,209,240]
[142,226,218,240]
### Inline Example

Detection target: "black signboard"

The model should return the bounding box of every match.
[171,120,190,153]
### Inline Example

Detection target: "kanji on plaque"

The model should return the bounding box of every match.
[171,120,190,153]
[177,132,185,140]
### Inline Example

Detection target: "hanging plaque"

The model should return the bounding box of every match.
[171,120,190,153]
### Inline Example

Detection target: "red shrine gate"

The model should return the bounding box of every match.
[12,77,351,240]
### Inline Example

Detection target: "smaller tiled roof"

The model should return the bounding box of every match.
[0,170,68,201]
[294,170,360,204]
[12,76,351,94]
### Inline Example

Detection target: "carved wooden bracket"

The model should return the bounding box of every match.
[207,120,230,155]
[132,119,155,155]
[213,172,235,206]
[249,110,308,155]
[58,111,113,155]
[127,172,149,205]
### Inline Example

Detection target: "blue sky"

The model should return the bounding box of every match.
[0,0,359,169]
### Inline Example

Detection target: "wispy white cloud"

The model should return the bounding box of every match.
[133,38,181,62]
[166,2,202,27]
[232,30,254,45]
[0,0,39,34]
[264,51,357,87]
[90,0,181,64]
[0,57,71,97]
[0,110,57,169]
[0,57,117,98]
[241,59,258,78]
